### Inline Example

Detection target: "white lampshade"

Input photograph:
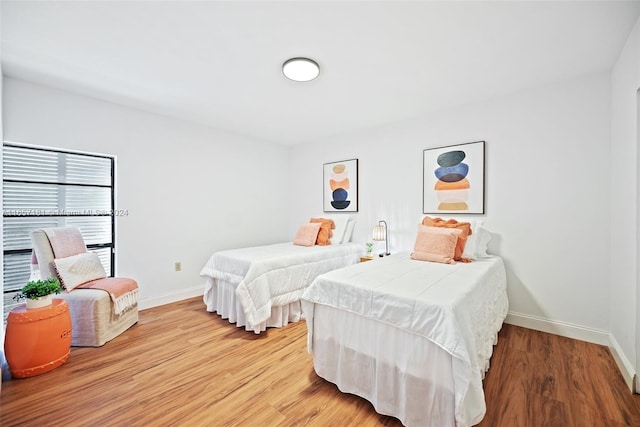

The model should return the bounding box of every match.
[372,220,390,256]
[372,225,386,241]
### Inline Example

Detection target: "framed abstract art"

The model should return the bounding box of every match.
[423,141,485,214]
[323,159,358,212]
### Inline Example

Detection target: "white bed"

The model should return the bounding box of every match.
[200,241,362,333]
[301,252,508,427]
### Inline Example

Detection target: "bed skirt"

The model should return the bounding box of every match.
[309,304,495,427]
[204,277,303,333]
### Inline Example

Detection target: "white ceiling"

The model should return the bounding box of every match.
[2,1,640,145]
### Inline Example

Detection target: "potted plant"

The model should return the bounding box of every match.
[366,242,374,257]
[13,278,63,309]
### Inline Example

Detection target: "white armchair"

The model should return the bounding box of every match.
[30,227,138,347]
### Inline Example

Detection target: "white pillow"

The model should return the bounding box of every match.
[342,219,356,243]
[53,252,107,291]
[330,215,350,245]
[462,225,492,259]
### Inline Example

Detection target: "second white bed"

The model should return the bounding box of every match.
[200,242,362,333]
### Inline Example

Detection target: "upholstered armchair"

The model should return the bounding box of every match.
[30,227,138,347]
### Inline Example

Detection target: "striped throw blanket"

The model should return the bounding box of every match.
[43,227,138,315]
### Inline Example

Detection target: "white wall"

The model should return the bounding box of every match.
[611,15,640,391]
[291,72,612,342]
[2,77,291,309]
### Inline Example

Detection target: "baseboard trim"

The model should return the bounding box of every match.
[505,311,609,345]
[608,333,636,392]
[506,311,635,392]
[138,286,202,311]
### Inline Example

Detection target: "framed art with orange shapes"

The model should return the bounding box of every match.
[323,159,358,212]
[423,141,485,214]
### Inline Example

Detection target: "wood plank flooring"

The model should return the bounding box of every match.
[478,325,640,427]
[2,297,640,426]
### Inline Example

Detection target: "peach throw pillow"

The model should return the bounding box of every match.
[411,225,461,264]
[421,216,472,263]
[293,222,322,247]
[310,218,335,246]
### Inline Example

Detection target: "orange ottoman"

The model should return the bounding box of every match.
[4,299,72,378]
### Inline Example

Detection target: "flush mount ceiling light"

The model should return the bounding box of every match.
[282,57,320,82]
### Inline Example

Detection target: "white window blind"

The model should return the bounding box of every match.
[2,143,115,318]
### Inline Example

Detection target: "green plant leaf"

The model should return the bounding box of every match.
[13,278,63,301]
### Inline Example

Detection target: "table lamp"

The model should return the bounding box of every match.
[372,220,390,257]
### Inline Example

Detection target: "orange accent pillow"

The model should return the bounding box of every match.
[421,216,472,263]
[410,225,460,264]
[293,222,322,247]
[310,218,335,246]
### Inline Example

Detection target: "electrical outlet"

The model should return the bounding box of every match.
[174,262,182,272]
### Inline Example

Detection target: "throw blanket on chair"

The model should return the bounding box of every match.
[77,277,139,315]
[44,227,87,259]
[40,228,138,315]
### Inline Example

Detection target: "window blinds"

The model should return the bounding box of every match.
[2,143,115,296]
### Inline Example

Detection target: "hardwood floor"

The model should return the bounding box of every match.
[478,325,640,427]
[2,297,640,426]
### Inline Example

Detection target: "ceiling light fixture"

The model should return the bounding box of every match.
[282,57,320,82]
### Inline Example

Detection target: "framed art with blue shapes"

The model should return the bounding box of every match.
[323,159,358,212]
[423,141,485,214]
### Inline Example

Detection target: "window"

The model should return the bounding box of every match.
[2,142,115,319]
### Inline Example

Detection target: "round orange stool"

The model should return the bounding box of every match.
[4,299,72,378]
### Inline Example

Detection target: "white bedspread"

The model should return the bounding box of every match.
[200,242,361,331]
[302,253,508,426]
